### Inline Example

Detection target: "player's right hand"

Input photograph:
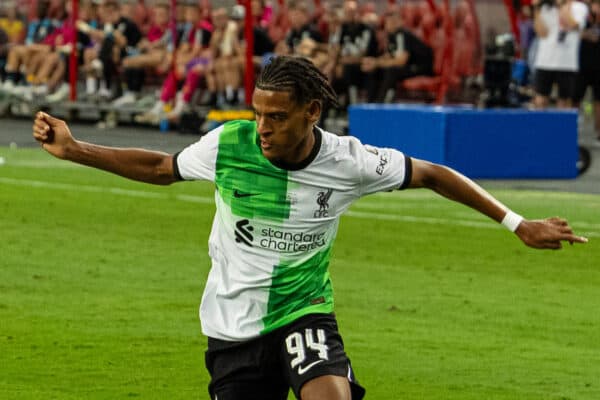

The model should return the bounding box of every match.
[32,112,75,160]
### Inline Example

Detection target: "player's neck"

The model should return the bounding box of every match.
[272,127,321,171]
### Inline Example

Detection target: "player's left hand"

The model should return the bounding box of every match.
[515,217,588,249]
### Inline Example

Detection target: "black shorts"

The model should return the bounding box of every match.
[573,69,600,103]
[205,313,366,400]
[534,69,577,99]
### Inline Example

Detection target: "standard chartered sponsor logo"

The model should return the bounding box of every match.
[234,220,327,252]
[260,228,327,252]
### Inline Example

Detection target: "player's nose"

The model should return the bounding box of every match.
[256,116,271,135]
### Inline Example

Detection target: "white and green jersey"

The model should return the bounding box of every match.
[175,120,412,341]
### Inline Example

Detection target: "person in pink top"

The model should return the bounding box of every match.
[135,2,213,125]
[14,0,98,102]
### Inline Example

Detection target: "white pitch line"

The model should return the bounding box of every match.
[0,160,83,168]
[1,177,598,237]
[345,210,498,229]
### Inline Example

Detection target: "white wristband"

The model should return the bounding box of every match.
[501,211,523,232]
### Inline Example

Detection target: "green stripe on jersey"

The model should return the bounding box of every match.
[215,120,334,336]
[215,120,291,221]
[262,244,335,334]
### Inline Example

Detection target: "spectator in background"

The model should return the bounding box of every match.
[120,0,151,36]
[574,0,600,142]
[266,0,290,44]
[279,0,323,54]
[232,4,275,101]
[209,6,243,106]
[519,3,536,58]
[336,0,378,106]
[0,0,55,94]
[532,0,588,108]
[0,3,26,44]
[361,6,433,103]
[0,26,9,82]
[12,0,67,96]
[313,5,344,85]
[166,4,275,116]
[44,0,98,102]
[135,2,212,125]
[111,1,172,107]
[80,0,142,101]
[23,0,68,84]
[0,3,25,82]
[19,0,89,101]
[295,37,329,71]
[252,0,273,30]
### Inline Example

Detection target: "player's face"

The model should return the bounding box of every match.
[252,88,320,165]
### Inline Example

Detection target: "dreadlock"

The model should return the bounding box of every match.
[256,55,340,108]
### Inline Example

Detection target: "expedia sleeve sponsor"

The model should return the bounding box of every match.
[375,152,389,176]
[352,139,410,196]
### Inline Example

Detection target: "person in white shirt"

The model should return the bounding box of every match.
[533,0,589,108]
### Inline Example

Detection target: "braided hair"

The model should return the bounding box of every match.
[256,55,340,108]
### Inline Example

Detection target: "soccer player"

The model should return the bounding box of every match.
[32,55,587,400]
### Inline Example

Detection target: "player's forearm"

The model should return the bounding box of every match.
[415,162,509,224]
[66,141,177,185]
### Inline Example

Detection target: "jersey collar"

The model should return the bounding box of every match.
[269,126,322,171]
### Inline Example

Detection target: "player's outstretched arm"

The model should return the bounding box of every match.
[32,112,178,185]
[408,158,588,250]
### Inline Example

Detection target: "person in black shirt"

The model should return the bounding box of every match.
[81,0,141,100]
[233,5,275,61]
[361,7,433,103]
[336,0,378,105]
[281,0,323,54]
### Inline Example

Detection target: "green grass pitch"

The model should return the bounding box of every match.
[1,147,599,399]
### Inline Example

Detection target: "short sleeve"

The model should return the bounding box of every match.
[350,138,412,196]
[174,125,223,181]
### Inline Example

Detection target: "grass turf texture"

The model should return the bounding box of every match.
[1,147,599,399]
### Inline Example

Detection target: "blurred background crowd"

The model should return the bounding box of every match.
[0,0,598,140]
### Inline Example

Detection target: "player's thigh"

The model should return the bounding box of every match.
[300,374,351,400]
[205,337,289,400]
[279,314,365,399]
[211,380,289,400]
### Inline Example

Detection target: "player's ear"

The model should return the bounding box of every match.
[305,99,322,124]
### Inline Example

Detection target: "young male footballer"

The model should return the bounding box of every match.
[32,55,587,400]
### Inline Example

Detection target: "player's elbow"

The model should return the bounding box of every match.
[152,155,178,186]
[408,158,445,189]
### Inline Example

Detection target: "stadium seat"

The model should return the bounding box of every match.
[400,1,480,103]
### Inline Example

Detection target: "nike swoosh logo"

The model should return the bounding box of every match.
[297,360,325,375]
[233,189,260,198]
